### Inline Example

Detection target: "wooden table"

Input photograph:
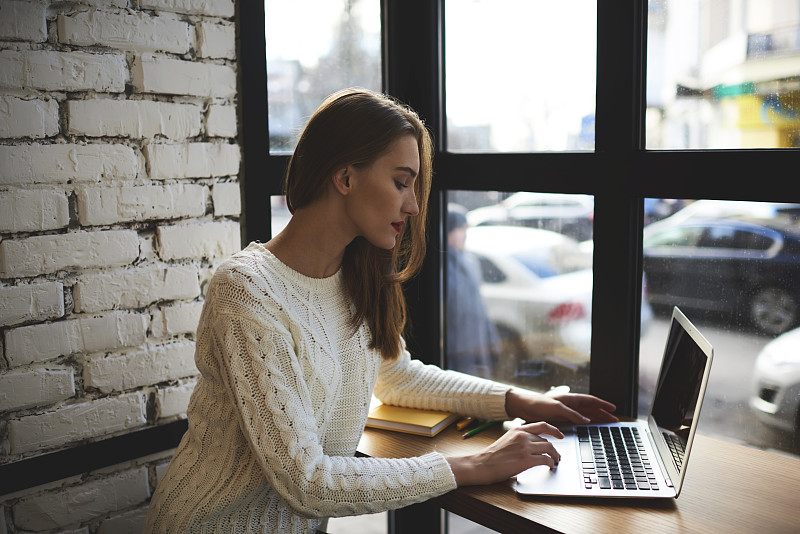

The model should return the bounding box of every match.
[358,424,800,534]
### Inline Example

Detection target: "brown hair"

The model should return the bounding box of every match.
[284,88,432,360]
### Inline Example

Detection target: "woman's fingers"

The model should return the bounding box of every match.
[518,421,565,440]
[448,422,565,486]
[507,425,562,465]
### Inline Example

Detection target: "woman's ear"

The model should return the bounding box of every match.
[331,166,351,196]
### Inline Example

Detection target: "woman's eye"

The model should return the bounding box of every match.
[394,180,408,190]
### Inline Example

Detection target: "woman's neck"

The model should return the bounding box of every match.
[264,204,353,279]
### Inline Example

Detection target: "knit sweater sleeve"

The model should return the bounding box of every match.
[207,270,457,519]
[374,340,512,422]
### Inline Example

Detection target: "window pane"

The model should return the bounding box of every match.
[270,195,291,237]
[445,1,597,152]
[445,191,596,392]
[647,0,800,149]
[265,0,381,154]
[640,199,800,459]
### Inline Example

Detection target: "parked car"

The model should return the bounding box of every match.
[462,226,653,385]
[750,326,800,438]
[644,200,800,234]
[466,192,594,241]
[643,217,800,335]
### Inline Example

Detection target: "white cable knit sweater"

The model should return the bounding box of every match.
[144,243,511,533]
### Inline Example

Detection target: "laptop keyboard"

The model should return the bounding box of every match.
[662,432,686,471]
[577,426,659,491]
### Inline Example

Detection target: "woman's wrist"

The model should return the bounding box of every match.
[504,387,534,420]
[445,455,479,486]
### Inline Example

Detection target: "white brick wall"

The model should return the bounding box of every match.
[0,0,240,529]
[97,506,149,534]
[12,468,150,530]
[0,96,59,138]
[133,54,237,98]
[76,183,207,226]
[196,21,236,59]
[0,188,70,232]
[145,142,241,179]
[84,341,197,394]
[155,380,198,419]
[212,181,242,216]
[140,0,235,18]
[0,0,47,42]
[150,301,204,338]
[0,230,140,278]
[57,10,192,54]
[207,104,238,137]
[4,311,149,367]
[0,282,64,327]
[67,100,203,139]
[8,392,148,454]
[0,143,139,185]
[73,264,201,313]
[0,49,127,93]
[158,221,241,261]
[0,366,76,412]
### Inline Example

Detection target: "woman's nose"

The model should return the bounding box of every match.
[404,191,419,216]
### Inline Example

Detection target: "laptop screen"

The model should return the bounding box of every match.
[649,308,713,485]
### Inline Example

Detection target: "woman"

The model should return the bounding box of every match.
[144,88,617,533]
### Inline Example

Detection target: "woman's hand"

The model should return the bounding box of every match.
[446,422,563,486]
[505,388,618,425]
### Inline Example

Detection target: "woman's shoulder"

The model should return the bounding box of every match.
[213,242,269,281]
[207,243,285,311]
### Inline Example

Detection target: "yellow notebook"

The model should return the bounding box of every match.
[365,403,459,437]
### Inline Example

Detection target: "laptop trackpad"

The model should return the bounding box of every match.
[515,436,581,495]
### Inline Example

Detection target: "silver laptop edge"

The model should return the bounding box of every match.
[648,307,713,497]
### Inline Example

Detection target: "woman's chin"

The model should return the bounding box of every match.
[365,235,399,250]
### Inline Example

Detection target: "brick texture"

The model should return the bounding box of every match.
[0,282,64,327]
[0,366,75,412]
[12,468,150,530]
[4,311,149,367]
[73,264,201,313]
[0,0,240,529]
[0,143,139,185]
[7,392,148,454]
[0,230,140,278]
[83,341,197,394]
[0,96,59,138]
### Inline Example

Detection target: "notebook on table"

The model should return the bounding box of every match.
[515,306,713,499]
[365,402,459,437]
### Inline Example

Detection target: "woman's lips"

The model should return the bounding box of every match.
[391,221,404,233]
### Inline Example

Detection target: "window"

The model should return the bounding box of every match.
[241,1,800,533]
[445,0,597,152]
[264,0,381,154]
[445,191,595,392]
[640,199,800,457]
[646,0,800,149]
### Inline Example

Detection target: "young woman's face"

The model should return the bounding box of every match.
[345,134,420,250]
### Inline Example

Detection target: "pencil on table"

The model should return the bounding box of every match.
[456,416,474,430]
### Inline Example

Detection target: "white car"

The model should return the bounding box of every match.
[750,327,800,436]
[466,192,595,241]
[463,226,594,381]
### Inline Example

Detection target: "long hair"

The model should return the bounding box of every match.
[284,88,432,360]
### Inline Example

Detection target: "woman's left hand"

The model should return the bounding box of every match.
[505,388,618,426]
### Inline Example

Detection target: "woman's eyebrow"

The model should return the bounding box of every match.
[394,166,418,177]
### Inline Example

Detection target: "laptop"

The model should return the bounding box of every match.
[515,306,713,499]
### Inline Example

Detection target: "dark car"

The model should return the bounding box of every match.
[643,217,800,335]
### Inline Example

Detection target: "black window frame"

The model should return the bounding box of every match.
[239,1,800,532]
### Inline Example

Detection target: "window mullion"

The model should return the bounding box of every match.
[591,0,648,417]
